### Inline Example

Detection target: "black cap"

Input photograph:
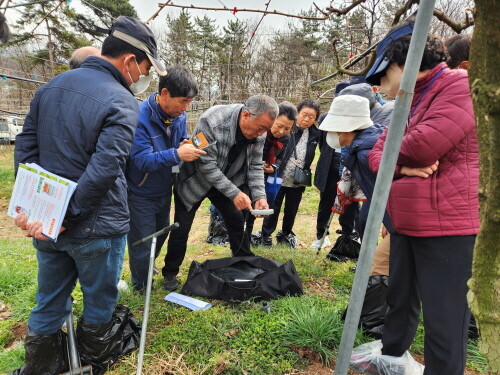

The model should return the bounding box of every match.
[334,81,350,97]
[108,16,166,76]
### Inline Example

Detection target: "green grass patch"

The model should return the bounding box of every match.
[275,296,366,365]
[0,321,15,348]
[0,145,490,374]
[0,343,24,374]
[0,147,15,199]
[467,340,490,374]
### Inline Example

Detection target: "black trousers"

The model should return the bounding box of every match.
[382,232,474,375]
[338,201,359,234]
[162,187,253,277]
[315,163,340,239]
[262,186,304,237]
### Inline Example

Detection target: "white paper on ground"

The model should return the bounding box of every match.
[164,292,212,311]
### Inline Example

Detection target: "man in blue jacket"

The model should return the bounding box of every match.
[13,17,164,375]
[126,65,205,293]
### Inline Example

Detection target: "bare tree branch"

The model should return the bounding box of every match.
[433,7,474,33]
[326,0,368,15]
[313,2,329,17]
[156,2,331,21]
[392,0,418,25]
[30,0,64,34]
[145,0,172,24]
[241,1,270,54]
[332,38,376,76]
[337,51,376,75]
[392,0,474,33]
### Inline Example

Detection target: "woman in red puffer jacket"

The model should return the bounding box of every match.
[366,23,479,375]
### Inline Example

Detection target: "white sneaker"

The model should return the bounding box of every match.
[310,236,331,249]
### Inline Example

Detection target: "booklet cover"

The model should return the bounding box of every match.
[189,132,210,149]
[8,163,77,241]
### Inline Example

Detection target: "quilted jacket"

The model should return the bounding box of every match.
[15,57,139,238]
[368,62,479,236]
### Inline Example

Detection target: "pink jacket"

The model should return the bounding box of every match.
[368,62,480,237]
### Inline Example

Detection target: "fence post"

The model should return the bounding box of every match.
[333,1,437,374]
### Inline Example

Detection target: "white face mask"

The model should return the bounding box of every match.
[128,59,152,95]
[326,132,341,149]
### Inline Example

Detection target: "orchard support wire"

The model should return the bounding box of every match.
[333,1,437,374]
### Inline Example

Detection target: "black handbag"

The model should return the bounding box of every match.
[293,166,312,187]
[291,134,312,187]
[181,256,303,301]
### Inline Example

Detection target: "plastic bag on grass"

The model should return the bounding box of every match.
[77,304,140,375]
[265,171,282,206]
[342,275,388,339]
[206,205,229,246]
[349,340,424,375]
[326,230,361,261]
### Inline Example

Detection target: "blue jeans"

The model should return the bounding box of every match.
[28,233,126,335]
[127,192,171,290]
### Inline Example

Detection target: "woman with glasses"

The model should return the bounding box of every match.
[260,99,320,248]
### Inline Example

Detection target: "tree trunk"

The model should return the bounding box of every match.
[42,4,55,73]
[467,0,500,373]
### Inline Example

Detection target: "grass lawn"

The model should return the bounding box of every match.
[0,146,489,375]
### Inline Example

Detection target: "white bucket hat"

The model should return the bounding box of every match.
[319,95,373,148]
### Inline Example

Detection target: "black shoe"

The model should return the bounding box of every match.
[250,231,262,247]
[262,235,272,247]
[276,230,285,244]
[277,231,298,249]
[163,276,179,291]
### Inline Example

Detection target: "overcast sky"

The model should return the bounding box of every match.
[129,0,334,30]
[2,0,335,34]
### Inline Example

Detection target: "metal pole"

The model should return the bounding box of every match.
[316,209,335,255]
[136,235,156,375]
[65,311,80,371]
[135,222,179,374]
[333,1,437,374]
[132,222,179,247]
[0,73,46,84]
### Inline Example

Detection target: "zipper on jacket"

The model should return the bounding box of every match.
[138,173,149,187]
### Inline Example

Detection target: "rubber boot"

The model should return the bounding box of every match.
[11,329,68,375]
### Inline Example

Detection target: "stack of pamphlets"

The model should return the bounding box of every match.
[7,163,77,241]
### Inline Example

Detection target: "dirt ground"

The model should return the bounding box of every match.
[0,198,24,240]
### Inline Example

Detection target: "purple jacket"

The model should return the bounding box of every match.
[368,62,479,236]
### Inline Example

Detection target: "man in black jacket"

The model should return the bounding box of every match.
[12,17,164,375]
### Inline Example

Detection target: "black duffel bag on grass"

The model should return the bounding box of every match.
[181,256,303,301]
